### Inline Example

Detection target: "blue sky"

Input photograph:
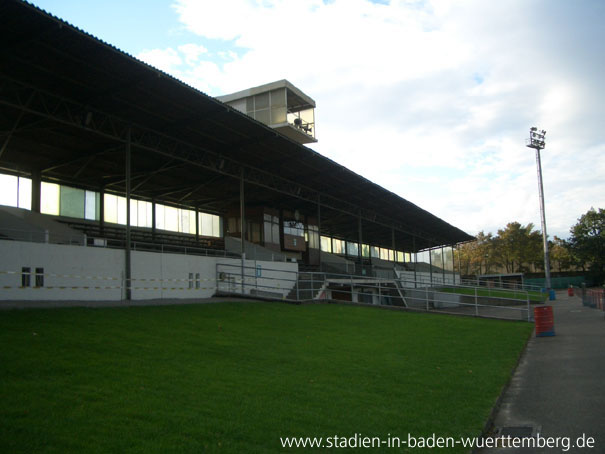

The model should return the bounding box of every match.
[29,0,605,239]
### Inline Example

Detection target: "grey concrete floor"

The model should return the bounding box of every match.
[477,291,605,453]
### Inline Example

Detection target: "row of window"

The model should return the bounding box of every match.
[320,235,415,263]
[0,175,221,238]
[1,173,452,266]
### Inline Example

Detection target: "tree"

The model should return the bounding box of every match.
[493,222,542,273]
[550,236,575,273]
[569,208,605,284]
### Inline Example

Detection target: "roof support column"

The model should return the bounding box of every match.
[125,127,132,301]
[457,246,462,283]
[358,212,363,273]
[441,246,446,285]
[428,247,433,286]
[151,199,156,242]
[195,206,199,244]
[391,227,396,262]
[240,169,245,256]
[30,169,41,213]
[99,186,105,236]
[240,169,246,293]
[317,194,321,269]
[413,236,417,288]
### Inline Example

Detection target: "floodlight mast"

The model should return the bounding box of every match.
[526,127,551,293]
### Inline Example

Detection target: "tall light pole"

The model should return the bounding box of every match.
[526,127,551,293]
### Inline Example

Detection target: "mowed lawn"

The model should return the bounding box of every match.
[0,302,533,453]
[439,286,547,303]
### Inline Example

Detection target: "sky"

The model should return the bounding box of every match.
[29,0,605,240]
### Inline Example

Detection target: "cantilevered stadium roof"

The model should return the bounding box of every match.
[0,0,473,252]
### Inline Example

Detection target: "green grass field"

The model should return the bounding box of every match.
[438,286,547,303]
[0,302,533,453]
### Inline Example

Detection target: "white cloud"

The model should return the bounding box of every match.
[137,0,605,239]
[177,43,208,66]
[137,47,182,73]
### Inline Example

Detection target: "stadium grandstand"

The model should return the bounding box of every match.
[0,0,473,303]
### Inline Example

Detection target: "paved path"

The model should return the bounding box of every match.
[478,291,605,453]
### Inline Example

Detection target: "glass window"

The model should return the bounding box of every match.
[347,241,359,256]
[320,236,332,253]
[59,186,85,218]
[41,182,60,215]
[362,244,370,258]
[307,225,319,249]
[199,212,222,238]
[85,191,97,220]
[117,196,127,225]
[213,216,221,237]
[201,212,212,235]
[332,239,345,254]
[430,248,443,271]
[371,246,379,258]
[155,204,165,230]
[444,246,454,273]
[18,177,32,210]
[164,205,178,232]
[104,193,118,223]
[180,209,190,233]
[0,174,18,207]
[140,200,153,228]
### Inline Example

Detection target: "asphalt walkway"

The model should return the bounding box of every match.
[478,291,605,453]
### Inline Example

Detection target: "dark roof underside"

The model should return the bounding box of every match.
[0,0,474,252]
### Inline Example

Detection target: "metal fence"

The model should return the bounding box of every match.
[216,263,533,321]
[0,227,238,258]
[582,287,605,313]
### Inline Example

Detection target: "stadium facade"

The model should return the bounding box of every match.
[0,0,473,303]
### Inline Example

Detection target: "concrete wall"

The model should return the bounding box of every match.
[0,240,298,301]
[216,259,298,299]
[0,241,124,300]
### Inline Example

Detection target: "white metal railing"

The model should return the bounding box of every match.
[216,264,535,321]
[0,227,238,258]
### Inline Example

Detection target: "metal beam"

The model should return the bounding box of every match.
[125,127,132,301]
[0,75,447,245]
[0,92,33,159]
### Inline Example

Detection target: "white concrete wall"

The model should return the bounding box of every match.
[0,240,299,301]
[0,241,124,301]
[130,251,220,300]
[215,259,298,298]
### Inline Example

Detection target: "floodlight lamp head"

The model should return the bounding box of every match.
[526,126,546,150]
